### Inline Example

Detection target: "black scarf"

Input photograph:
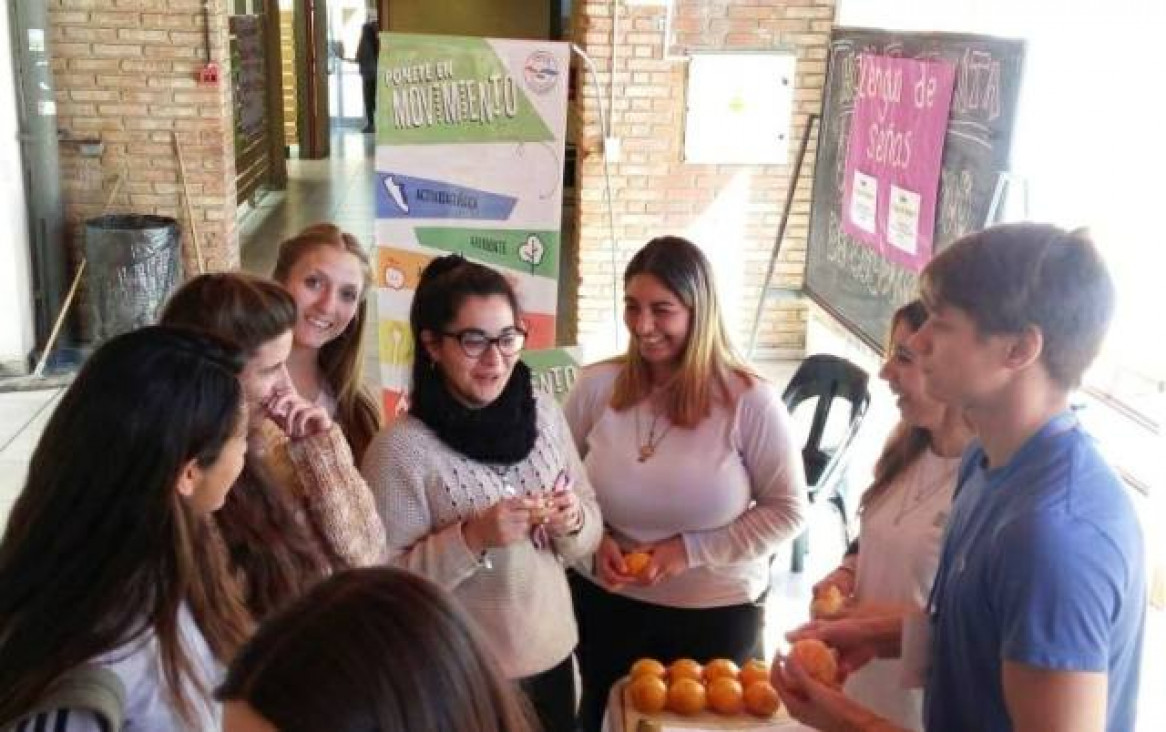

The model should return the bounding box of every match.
[409,360,538,465]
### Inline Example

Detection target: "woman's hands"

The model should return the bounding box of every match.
[462,497,537,554]
[813,565,857,600]
[540,471,583,537]
[264,386,332,440]
[594,533,690,589]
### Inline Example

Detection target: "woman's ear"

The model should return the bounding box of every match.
[174,457,201,499]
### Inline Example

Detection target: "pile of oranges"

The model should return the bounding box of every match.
[626,657,781,718]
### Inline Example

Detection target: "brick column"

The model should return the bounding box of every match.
[49,0,239,291]
[571,0,835,358]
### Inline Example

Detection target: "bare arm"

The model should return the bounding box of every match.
[1002,662,1107,732]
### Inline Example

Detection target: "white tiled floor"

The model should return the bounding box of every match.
[0,388,63,532]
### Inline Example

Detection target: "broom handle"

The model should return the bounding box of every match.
[173,132,206,274]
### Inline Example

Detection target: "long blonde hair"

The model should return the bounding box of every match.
[273,223,383,464]
[610,236,759,427]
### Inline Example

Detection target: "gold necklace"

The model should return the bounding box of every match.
[634,401,673,462]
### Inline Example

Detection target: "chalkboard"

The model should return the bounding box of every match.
[804,28,1025,350]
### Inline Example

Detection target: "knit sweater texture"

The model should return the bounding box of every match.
[362,392,602,678]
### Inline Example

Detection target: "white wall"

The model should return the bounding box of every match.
[0,6,35,373]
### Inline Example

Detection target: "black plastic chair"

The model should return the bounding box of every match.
[782,354,871,572]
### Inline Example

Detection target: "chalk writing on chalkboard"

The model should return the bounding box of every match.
[804,28,1024,350]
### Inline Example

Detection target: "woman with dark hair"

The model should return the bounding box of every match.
[563,235,806,731]
[218,567,538,732]
[0,326,252,730]
[362,255,602,732]
[807,300,972,731]
[271,223,381,465]
[161,272,385,619]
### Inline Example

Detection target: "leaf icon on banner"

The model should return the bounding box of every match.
[519,234,545,269]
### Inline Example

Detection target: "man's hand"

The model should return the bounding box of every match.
[786,614,907,676]
[770,653,906,732]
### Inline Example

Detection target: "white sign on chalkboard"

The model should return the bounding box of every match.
[683,52,796,165]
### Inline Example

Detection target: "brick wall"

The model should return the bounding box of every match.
[48,0,239,325]
[571,0,835,358]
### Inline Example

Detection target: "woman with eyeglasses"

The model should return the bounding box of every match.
[362,255,602,732]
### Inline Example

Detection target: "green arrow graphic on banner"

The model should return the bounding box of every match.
[415,227,560,279]
[378,34,556,145]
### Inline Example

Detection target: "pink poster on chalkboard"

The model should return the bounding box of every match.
[841,54,955,272]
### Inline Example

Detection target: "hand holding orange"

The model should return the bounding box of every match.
[623,550,652,579]
[790,638,841,688]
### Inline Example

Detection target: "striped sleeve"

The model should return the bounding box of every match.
[13,709,108,732]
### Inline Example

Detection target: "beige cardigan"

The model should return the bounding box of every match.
[258,420,387,569]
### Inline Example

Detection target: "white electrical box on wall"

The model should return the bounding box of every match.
[683,52,796,165]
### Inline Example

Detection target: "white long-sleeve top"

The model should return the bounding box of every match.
[361,392,603,679]
[563,362,806,608]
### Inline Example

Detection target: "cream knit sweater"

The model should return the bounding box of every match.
[362,392,603,678]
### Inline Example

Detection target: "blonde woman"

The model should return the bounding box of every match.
[563,236,807,731]
[272,223,381,465]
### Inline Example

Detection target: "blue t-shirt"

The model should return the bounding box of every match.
[924,412,1145,731]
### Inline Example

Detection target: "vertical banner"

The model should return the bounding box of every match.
[841,54,955,271]
[373,33,569,417]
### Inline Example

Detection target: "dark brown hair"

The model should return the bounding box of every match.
[0,327,252,726]
[273,223,382,464]
[611,235,758,427]
[408,255,523,402]
[859,301,932,514]
[161,273,331,619]
[217,567,538,732]
[920,223,1115,389]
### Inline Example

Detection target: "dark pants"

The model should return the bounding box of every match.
[518,653,576,732]
[361,74,376,129]
[570,571,764,732]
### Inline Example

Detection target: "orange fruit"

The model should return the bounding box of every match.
[739,658,770,687]
[623,551,652,578]
[810,585,845,618]
[629,657,666,680]
[629,674,668,714]
[790,639,840,688]
[666,677,707,715]
[667,658,703,683]
[743,680,781,717]
[703,658,740,683]
[706,676,744,715]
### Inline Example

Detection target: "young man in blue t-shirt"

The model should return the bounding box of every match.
[773,223,1146,732]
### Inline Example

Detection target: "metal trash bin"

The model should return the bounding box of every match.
[84,214,183,343]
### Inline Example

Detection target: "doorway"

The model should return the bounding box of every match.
[328,1,370,131]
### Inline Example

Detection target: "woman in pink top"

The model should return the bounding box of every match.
[563,236,807,731]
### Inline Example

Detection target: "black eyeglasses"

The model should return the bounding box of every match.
[441,327,527,358]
